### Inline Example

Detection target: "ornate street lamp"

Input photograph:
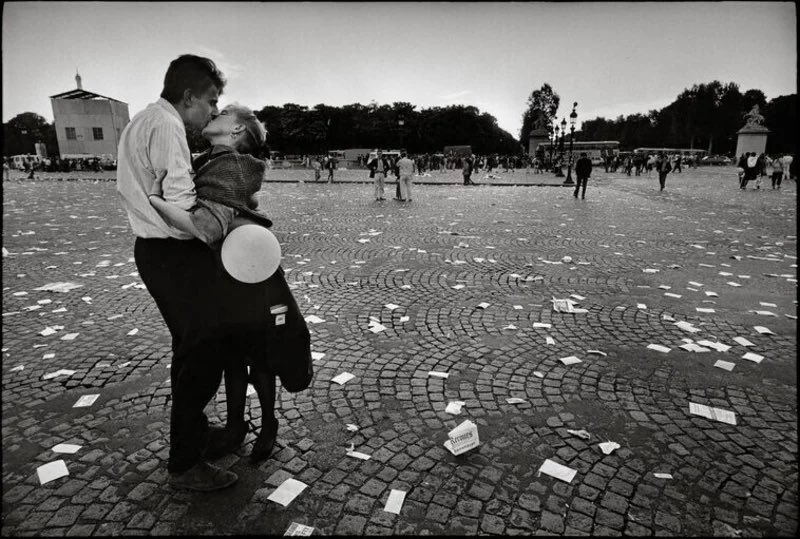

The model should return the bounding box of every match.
[555,118,566,177]
[551,123,559,173]
[397,115,405,150]
[564,102,578,185]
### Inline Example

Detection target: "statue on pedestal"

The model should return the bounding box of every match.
[743,105,765,128]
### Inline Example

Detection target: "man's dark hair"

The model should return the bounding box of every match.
[160,54,226,104]
[580,152,587,157]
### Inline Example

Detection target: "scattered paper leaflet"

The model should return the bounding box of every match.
[689,402,736,425]
[538,459,577,483]
[551,298,587,314]
[444,420,480,456]
[284,522,314,536]
[37,460,69,485]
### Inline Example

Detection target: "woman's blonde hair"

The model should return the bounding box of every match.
[227,103,267,156]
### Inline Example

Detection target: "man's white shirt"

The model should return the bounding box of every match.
[116,98,196,239]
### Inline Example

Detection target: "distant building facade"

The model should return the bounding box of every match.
[50,72,130,159]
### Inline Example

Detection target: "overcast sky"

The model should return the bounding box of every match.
[2,2,796,137]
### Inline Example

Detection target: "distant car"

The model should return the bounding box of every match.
[701,155,732,166]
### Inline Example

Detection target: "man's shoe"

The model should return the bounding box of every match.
[169,461,238,492]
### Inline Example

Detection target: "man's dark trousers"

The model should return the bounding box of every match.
[134,237,226,474]
[574,175,588,199]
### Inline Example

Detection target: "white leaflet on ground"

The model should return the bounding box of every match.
[566,429,591,440]
[713,360,736,371]
[741,352,764,363]
[284,522,315,536]
[689,402,737,425]
[647,344,671,353]
[598,441,621,455]
[267,478,308,507]
[559,356,582,365]
[73,394,100,408]
[52,443,82,454]
[383,489,407,515]
[538,459,577,483]
[331,372,355,385]
[37,460,69,485]
[445,401,467,415]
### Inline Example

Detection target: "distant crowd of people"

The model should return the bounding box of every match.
[601,152,697,177]
[3,155,111,179]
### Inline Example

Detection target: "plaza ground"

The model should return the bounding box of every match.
[2,166,797,536]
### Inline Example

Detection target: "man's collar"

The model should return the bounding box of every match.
[156,98,183,124]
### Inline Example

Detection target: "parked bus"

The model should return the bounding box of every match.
[443,145,472,157]
[633,148,707,159]
[538,141,620,165]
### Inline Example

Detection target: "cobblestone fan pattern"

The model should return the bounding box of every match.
[2,167,797,536]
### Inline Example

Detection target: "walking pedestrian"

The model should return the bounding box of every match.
[326,154,336,183]
[770,154,784,189]
[396,150,415,201]
[656,152,672,191]
[573,152,593,200]
[368,150,389,201]
[780,154,793,183]
[462,155,475,185]
[674,154,682,173]
[312,156,321,181]
[116,54,238,491]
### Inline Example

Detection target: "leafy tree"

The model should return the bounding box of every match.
[764,94,796,154]
[519,83,560,149]
[3,112,58,157]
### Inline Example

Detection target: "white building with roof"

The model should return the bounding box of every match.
[49,72,130,159]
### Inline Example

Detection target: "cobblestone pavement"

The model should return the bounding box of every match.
[2,166,797,536]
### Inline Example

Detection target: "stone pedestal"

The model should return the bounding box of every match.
[735,125,769,158]
[528,127,549,156]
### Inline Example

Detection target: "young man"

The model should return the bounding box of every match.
[367,150,390,201]
[656,152,672,191]
[396,151,416,201]
[573,152,593,199]
[116,54,237,492]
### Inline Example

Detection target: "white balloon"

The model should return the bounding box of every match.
[221,224,281,283]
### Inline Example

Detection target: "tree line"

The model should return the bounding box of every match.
[3,81,796,158]
[251,102,521,156]
[574,82,796,155]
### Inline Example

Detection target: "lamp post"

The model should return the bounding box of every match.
[555,118,566,177]
[564,102,578,185]
[551,123,559,173]
[398,115,405,151]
